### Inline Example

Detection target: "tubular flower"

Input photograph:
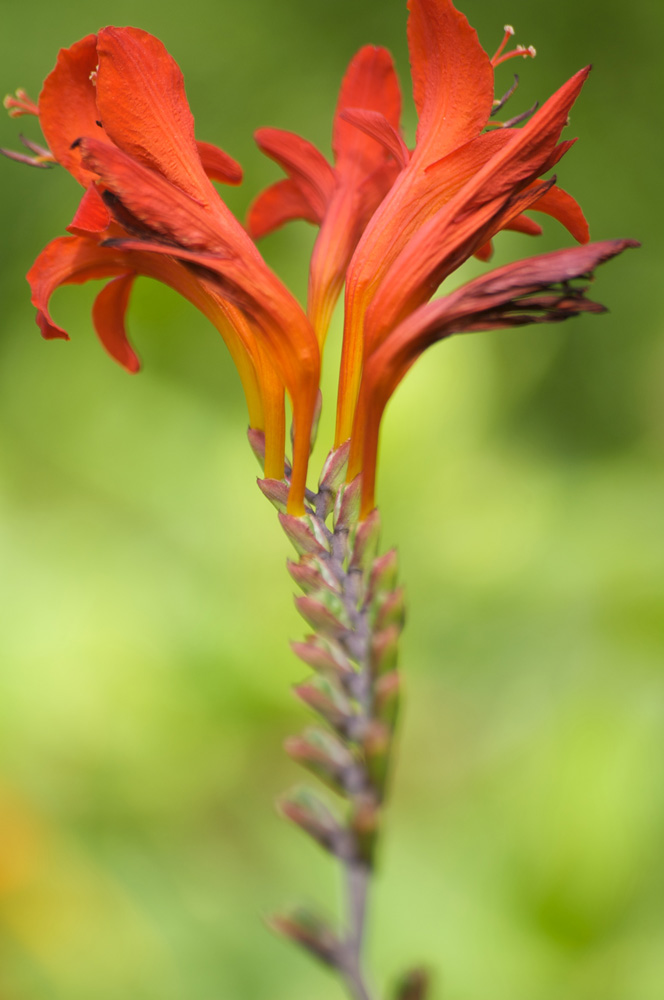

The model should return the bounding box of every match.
[336,0,592,447]
[5,27,320,512]
[3,1,637,522]
[247,45,402,347]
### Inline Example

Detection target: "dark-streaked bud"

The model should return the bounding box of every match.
[257,477,289,512]
[370,624,400,676]
[363,719,392,800]
[293,675,353,733]
[284,727,356,795]
[290,635,355,682]
[294,593,349,636]
[374,670,400,729]
[269,906,341,968]
[279,512,329,557]
[318,440,351,495]
[287,555,339,596]
[247,427,266,468]
[279,786,354,859]
[367,548,399,603]
[333,474,362,531]
[373,587,406,630]
[349,508,381,571]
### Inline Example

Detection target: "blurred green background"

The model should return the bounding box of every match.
[0,1,662,998]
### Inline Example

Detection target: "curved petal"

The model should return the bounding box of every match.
[332,45,402,173]
[504,214,544,237]
[248,178,323,238]
[38,34,114,186]
[95,26,215,204]
[253,127,336,220]
[363,67,592,350]
[352,239,640,515]
[339,108,410,170]
[196,140,243,186]
[92,273,140,372]
[28,233,271,433]
[474,240,493,262]
[28,234,133,341]
[407,0,494,164]
[67,183,112,236]
[473,211,545,260]
[77,136,232,251]
[100,234,320,514]
[526,184,589,243]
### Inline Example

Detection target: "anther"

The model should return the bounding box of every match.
[491,25,537,68]
[3,89,39,118]
[491,25,515,65]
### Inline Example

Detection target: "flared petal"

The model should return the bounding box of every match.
[38,34,114,187]
[504,214,544,237]
[27,233,268,428]
[352,239,640,514]
[95,26,216,204]
[525,184,589,243]
[77,136,232,250]
[92,273,140,372]
[473,240,494,262]
[248,178,323,238]
[332,45,402,174]
[363,67,592,351]
[196,140,243,185]
[28,234,133,342]
[339,108,410,170]
[67,183,112,236]
[252,127,336,223]
[336,129,516,441]
[100,234,320,513]
[407,0,494,164]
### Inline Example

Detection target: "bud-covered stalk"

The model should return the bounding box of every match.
[262,443,408,1000]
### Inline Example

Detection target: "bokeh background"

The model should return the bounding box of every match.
[1,1,662,998]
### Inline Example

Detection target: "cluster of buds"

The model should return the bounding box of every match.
[258,444,410,995]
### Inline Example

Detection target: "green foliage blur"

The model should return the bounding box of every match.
[0,1,662,998]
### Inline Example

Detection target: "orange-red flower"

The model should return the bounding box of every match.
[3,2,637,522]
[6,27,320,513]
[352,238,638,516]
[247,45,402,348]
[337,0,592,449]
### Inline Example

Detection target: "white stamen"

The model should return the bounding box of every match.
[503,25,515,35]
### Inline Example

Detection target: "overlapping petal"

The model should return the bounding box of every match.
[248,44,402,347]
[336,54,591,443]
[407,0,494,164]
[9,2,636,524]
[33,26,322,511]
[351,239,640,514]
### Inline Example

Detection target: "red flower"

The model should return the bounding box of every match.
[247,45,402,348]
[351,238,639,516]
[3,2,637,520]
[8,28,320,513]
[336,0,593,448]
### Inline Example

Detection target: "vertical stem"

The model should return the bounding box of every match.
[331,519,379,1000]
[278,476,401,1000]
